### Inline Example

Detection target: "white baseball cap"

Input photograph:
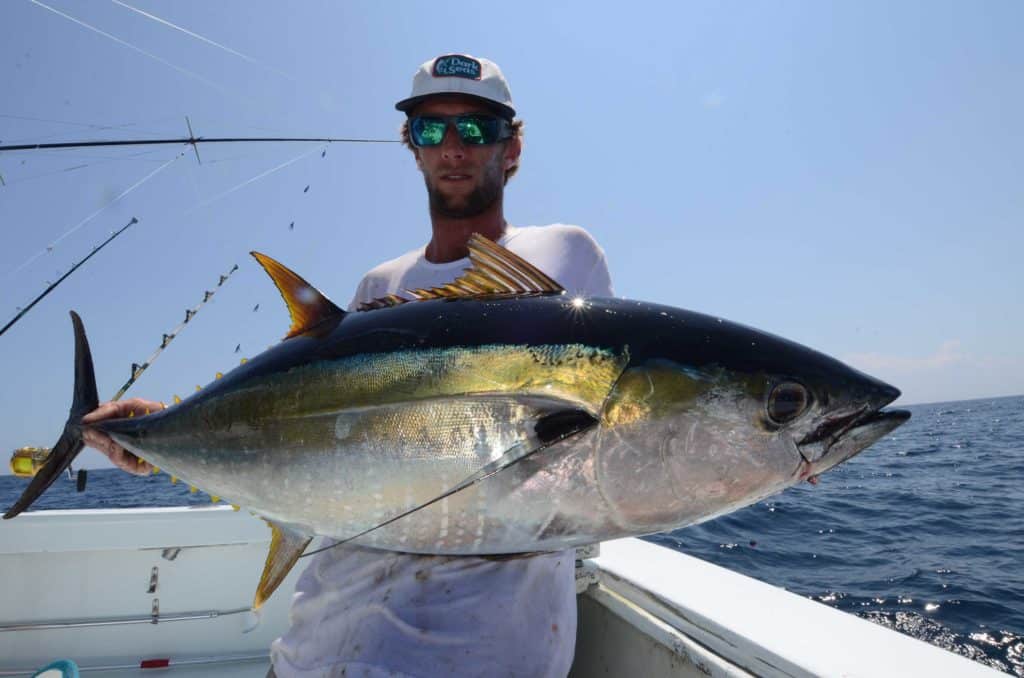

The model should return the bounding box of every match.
[395,54,516,120]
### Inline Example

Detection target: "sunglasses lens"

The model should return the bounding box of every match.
[411,117,447,146]
[455,116,494,144]
[410,115,508,146]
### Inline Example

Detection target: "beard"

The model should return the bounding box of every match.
[425,158,504,219]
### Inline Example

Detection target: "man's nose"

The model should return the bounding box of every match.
[440,123,465,160]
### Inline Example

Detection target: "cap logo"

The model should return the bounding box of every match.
[432,55,482,80]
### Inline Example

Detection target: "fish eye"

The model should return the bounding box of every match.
[767,382,809,425]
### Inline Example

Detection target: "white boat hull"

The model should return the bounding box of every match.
[0,507,1001,677]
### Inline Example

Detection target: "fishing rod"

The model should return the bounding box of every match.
[1,117,397,171]
[1,114,398,173]
[0,135,398,153]
[110,262,240,401]
[9,262,241,479]
[2,126,348,334]
[0,216,139,338]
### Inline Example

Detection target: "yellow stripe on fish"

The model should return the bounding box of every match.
[202,344,629,426]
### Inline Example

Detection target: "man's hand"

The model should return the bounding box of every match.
[81,398,164,476]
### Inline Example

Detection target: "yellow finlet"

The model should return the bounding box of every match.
[173,395,182,404]
[152,466,160,475]
[143,408,151,415]
[240,357,248,365]
[128,410,135,418]
[189,485,198,494]
[215,372,223,380]
[170,475,178,484]
[250,251,344,339]
[211,495,220,503]
[195,385,202,392]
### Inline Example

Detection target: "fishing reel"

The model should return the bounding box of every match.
[9,446,87,492]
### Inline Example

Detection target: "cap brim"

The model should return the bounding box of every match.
[395,94,515,120]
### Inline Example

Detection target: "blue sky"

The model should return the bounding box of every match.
[1,1,1021,471]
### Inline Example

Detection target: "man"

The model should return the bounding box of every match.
[85,54,612,677]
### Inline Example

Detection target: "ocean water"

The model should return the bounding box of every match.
[1,395,1021,675]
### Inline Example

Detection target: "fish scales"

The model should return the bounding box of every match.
[108,334,629,545]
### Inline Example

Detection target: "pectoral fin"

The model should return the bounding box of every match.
[254,520,313,609]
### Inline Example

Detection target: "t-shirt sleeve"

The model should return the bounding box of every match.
[581,243,613,297]
[347,273,376,312]
[569,227,614,297]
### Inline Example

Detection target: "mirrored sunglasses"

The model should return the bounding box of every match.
[409,115,513,147]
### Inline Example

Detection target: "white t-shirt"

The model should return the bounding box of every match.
[270,224,613,678]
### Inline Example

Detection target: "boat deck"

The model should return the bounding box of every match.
[0,507,1001,677]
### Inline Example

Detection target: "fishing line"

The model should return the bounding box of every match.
[0,162,94,186]
[1,115,172,145]
[14,148,170,162]
[27,151,169,164]
[298,418,596,559]
[0,112,179,133]
[7,151,186,277]
[184,144,323,215]
[110,263,240,400]
[107,1,356,121]
[1,150,170,188]
[0,217,140,338]
[177,113,336,144]
[1,112,134,127]
[28,0,240,101]
[203,154,254,166]
[1,157,159,186]
[110,0,299,84]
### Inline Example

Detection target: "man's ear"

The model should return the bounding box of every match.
[503,134,522,170]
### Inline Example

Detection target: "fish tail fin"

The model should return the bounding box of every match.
[68,311,100,420]
[3,311,98,519]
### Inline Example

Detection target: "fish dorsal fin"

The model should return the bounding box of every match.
[251,252,344,338]
[358,233,565,311]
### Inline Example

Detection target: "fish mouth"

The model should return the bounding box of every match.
[799,408,911,479]
[797,406,871,452]
[795,380,903,465]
